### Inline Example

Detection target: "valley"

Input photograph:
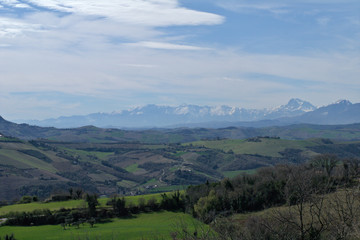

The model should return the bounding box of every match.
[1,132,360,202]
[1,117,360,239]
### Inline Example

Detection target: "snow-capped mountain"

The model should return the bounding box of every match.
[289,100,360,125]
[275,98,315,113]
[22,99,318,128]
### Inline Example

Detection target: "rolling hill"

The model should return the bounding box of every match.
[1,134,360,202]
[2,115,360,144]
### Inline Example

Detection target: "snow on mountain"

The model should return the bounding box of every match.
[292,99,360,125]
[266,99,317,119]
[22,99,321,128]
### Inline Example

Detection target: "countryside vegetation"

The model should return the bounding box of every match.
[0,123,360,239]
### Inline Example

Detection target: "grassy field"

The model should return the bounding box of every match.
[0,192,170,216]
[222,169,258,178]
[125,163,140,173]
[0,211,204,240]
[149,186,188,193]
[188,138,318,157]
[0,149,57,173]
[0,200,86,216]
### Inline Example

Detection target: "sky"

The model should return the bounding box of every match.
[0,0,359,121]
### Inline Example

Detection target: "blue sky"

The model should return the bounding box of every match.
[0,0,359,120]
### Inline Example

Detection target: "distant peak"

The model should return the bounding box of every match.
[287,98,308,105]
[334,99,352,105]
[273,98,316,113]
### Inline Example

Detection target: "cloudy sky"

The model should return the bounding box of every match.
[0,0,359,121]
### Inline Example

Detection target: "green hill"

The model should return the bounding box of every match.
[1,134,360,202]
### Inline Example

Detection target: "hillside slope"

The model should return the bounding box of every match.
[1,136,360,201]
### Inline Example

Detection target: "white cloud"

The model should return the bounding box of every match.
[0,1,223,52]
[24,0,224,27]
[0,0,17,5]
[14,3,31,8]
[0,43,359,119]
[0,0,359,119]
[124,41,211,51]
[0,0,31,8]
[0,17,42,37]
[0,45,358,98]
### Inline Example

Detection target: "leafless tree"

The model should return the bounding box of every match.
[323,187,360,240]
[267,165,329,240]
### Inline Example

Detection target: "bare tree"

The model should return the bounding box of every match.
[268,165,329,240]
[324,187,360,240]
[310,154,338,177]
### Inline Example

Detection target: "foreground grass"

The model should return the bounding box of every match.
[0,211,203,240]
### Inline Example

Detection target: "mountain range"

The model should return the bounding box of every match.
[20,99,360,129]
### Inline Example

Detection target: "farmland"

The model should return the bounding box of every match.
[1,135,360,202]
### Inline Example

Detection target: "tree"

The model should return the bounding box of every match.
[85,194,99,217]
[268,165,328,240]
[18,196,33,204]
[68,188,73,199]
[147,197,159,211]
[342,158,360,183]
[324,187,360,240]
[138,197,146,212]
[110,196,128,217]
[194,190,220,223]
[310,154,338,177]
[75,189,83,200]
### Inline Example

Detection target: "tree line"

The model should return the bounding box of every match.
[184,154,360,239]
[2,191,186,227]
[2,153,360,239]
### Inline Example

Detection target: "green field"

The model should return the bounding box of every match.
[149,185,188,193]
[222,169,258,178]
[0,149,57,173]
[0,193,169,216]
[0,200,86,216]
[125,163,140,173]
[0,211,204,240]
[189,138,318,157]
